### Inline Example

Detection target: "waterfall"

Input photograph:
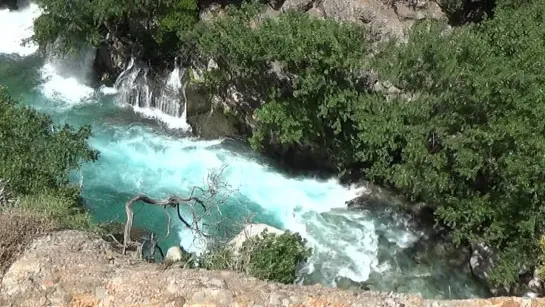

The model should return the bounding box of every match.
[113,58,191,130]
[0,2,41,56]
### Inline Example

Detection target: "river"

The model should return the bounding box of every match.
[0,2,488,299]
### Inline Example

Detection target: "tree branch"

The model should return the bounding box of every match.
[122,164,237,256]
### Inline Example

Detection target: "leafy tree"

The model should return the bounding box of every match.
[193,0,545,287]
[32,0,200,59]
[0,86,98,230]
[192,4,372,169]
[0,87,98,195]
[370,0,545,286]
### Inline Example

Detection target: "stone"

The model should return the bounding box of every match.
[281,0,316,12]
[207,278,227,289]
[191,290,207,303]
[281,298,290,306]
[210,289,233,305]
[165,246,183,263]
[269,292,282,305]
[95,286,108,300]
[228,223,285,252]
[170,296,186,307]
[469,242,506,295]
[6,228,545,306]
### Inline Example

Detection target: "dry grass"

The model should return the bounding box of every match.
[0,208,57,278]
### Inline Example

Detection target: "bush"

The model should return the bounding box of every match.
[192,6,371,169]
[370,1,545,286]
[33,0,200,58]
[0,86,98,231]
[195,230,311,284]
[0,209,57,276]
[198,246,235,271]
[192,0,545,287]
[0,87,98,195]
[239,230,311,284]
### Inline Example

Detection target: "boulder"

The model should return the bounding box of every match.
[228,223,285,252]
[93,37,129,87]
[469,243,497,286]
[165,246,183,263]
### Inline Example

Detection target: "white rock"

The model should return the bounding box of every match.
[228,223,285,252]
[164,246,183,262]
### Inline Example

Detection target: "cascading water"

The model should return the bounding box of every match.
[39,46,97,104]
[0,2,40,56]
[0,4,490,299]
[113,58,191,130]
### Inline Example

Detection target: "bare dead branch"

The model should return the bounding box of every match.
[122,164,239,257]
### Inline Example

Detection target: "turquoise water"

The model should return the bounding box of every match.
[0,4,490,299]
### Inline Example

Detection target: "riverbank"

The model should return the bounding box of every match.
[0,229,540,307]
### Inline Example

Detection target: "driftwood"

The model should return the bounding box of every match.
[122,164,235,256]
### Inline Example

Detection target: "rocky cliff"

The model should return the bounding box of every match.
[1,230,544,307]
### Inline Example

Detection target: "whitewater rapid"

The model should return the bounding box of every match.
[0,3,40,56]
[0,4,489,298]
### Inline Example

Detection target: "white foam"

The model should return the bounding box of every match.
[77,124,416,283]
[0,3,41,56]
[39,63,96,106]
[113,58,192,131]
[99,85,118,95]
[131,104,192,130]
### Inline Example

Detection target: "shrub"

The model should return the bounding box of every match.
[0,208,57,276]
[192,6,371,169]
[239,230,312,284]
[370,1,545,286]
[0,86,98,231]
[194,230,311,284]
[33,0,200,58]
[192,0,545,287]
[198,246,235,271]
[0,86,98,195]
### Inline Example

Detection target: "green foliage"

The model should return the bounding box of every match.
[32,0,200,56]
[371,1,545,285]
[239,230,312,284]
[0,87,98,195]
[193,0,545,287]
[0,86,98,231]
[198,246,235,270]
[193,6,371,167]
[17,187,96,231]
[538,236,545,279]
[195,230,311,284]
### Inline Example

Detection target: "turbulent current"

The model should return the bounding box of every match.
[0,3,489,299]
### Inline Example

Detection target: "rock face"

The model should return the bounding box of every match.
[275,0,445,41]
[469,243,545,297]
[181,0,446,174]
[2,230,545,306]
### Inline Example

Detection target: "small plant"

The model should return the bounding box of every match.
[198,246,236,270]
[239,230,312,284]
